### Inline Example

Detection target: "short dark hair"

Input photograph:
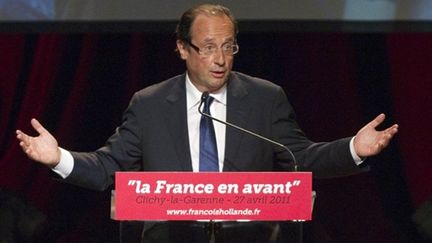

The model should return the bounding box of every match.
[175,4,238,43]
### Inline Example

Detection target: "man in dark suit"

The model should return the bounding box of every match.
[16,4,398,243]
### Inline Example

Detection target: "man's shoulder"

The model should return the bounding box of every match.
[133,74,185,99]
[230,71,282,93]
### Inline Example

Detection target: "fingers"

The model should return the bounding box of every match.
[367,114,399,135]
[31,118,48,135]
[16,119,43,152]
[16,119,60,165]
[386,124,399,134]
[16,131,32,154]
[355,114,399,157]
[381,124,399,140]
[368,113,386,129]
[378,137,390,149]
[16,130,29,145]
[377,124,399,149]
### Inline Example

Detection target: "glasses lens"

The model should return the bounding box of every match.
[232,44,239,55]
[189,41,239,56]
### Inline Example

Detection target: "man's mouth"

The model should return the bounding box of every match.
[211,70,225,78]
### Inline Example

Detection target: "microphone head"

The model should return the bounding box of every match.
[199,91,210,115]
[201,91,210,102]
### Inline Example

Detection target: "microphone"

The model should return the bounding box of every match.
[199,92,298,171]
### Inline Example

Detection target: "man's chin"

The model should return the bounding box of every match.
[207,79,228,91]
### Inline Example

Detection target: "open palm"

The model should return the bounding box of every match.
[16,118,61,167]
[354,114,399,158]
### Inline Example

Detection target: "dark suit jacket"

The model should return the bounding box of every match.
[65,71,366,190]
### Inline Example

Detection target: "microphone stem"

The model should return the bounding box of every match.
[200,112,298,172]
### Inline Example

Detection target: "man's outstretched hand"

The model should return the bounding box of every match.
[16,118,61,167]
[354,114,399,158]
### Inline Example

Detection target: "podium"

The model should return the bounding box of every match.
[111,172,314,242]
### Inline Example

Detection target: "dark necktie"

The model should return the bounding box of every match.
[199,95,219,171]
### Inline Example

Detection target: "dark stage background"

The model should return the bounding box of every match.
[0,30,431,242]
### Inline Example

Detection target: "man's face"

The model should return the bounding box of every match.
[177,14,235,93]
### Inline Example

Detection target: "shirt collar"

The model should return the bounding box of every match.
[186,73,227,110]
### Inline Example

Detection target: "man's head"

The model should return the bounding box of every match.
[176,4,239,93]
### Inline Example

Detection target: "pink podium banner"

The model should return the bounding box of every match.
[114,172,312,221]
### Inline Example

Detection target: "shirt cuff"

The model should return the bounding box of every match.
[51,147,74,179]
[350,137,364,166]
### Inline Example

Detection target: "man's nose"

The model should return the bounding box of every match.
[213,48,226,65]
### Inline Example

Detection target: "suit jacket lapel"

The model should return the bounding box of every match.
[164,74,193,171]
[224,73,251,171]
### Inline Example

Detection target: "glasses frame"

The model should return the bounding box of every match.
[185,40,239,56]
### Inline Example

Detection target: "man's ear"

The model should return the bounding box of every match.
[176,40,188,60]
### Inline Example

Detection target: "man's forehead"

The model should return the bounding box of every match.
[190,14,235,38]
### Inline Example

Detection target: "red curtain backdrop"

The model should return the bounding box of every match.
[1,32,430,242]
[387,33,432,206]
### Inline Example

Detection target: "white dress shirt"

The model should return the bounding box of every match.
[185,74,227,172]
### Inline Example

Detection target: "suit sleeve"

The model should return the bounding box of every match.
[64,93,144,190]
[272,87,368,178]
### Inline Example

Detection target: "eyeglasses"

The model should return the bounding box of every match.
[186,40,239,56]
